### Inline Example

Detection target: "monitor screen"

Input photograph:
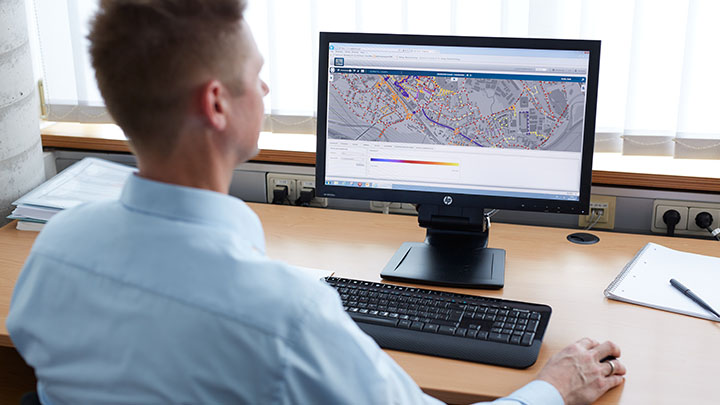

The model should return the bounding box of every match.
[316,33,599,215]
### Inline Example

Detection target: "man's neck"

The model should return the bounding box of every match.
[135,132,237,194]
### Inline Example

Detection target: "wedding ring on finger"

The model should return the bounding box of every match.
[605,359,616,377]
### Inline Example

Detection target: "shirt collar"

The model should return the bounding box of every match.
[120,174,265,253]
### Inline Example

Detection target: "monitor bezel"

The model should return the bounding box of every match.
[316,32,600,215]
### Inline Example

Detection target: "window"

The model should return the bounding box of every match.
[28,0,720,159]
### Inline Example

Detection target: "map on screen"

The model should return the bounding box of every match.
[327,72,585,152]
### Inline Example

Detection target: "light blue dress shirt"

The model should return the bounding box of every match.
[7,174,563,404]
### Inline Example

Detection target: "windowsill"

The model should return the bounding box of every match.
[40,122,720,193]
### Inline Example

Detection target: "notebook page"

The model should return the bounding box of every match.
[609,243,720,321]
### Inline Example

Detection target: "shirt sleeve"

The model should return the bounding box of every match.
[281,281,443,404]
[486,380,564,405]
[281,281,562,405]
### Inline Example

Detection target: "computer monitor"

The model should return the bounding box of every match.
[316,32,600,289]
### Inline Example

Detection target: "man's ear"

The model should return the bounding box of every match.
[200,80,229,130]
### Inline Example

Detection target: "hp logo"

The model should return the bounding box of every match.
[443,196,453,205]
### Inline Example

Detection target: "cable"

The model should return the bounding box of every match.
[710,228,720,241]
[584,210,602,231]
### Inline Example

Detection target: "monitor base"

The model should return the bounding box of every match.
[381,241,505,289]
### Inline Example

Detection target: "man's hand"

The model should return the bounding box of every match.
[537,338,626,405]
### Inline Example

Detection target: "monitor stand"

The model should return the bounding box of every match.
[380,205,505,289]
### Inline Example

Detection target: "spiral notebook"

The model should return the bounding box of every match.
[604,243,720,322]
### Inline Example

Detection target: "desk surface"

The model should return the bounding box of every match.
[2,204,719,404]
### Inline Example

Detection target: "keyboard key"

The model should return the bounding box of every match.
[455,328,467,337]
[445,314,461,323]
[527,320,539,333]
[398,320,412,328]
[521,332,535,346]
[489,333,511,343]
[349,313,398,327]
[423,323,440,333]
[438,326,456,335]
[510,335,522,345]
[467,329,478,338]
[410,321,424,331]
[476,331,489,340]
[530,312,541,320]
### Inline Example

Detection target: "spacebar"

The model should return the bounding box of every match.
[349,313,399,327]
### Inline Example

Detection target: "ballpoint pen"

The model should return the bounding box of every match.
[669,278,720,319]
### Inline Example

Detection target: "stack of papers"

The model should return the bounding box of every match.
[8,158,136,231]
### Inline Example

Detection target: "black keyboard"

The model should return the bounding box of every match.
[324,277,551,368]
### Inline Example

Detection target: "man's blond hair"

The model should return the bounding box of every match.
[89,0,248,155]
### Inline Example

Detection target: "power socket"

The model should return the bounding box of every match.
[578,195,616,229]
[265,173,328,207]
[294,174,328,208]
[687,207,720,232]
[266,173,296,204]
[652,200,720,236]
[654,205,688,231]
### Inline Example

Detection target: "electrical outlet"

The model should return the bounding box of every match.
[294,174,328,208]
[687,207,720,232]
[265,173,328,207]
[651,200,720,236]
[653,205,688,231]
[266,173,296,204]
[578,195,616,229]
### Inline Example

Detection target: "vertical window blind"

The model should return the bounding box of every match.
[28,0,720,158]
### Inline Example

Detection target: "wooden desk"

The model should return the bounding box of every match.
[2,204,719,404]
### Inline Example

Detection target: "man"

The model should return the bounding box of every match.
[7,1,625,403]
